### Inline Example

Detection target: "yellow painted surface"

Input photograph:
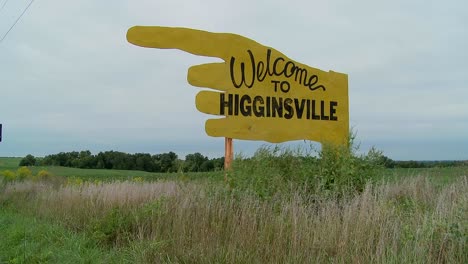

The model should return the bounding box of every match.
[127,26,349,145]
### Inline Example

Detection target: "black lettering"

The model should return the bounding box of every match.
[311,100,320,120]
[219,93,233,115]
[308,75,326,91]
[253,96,265,117]
[271,80,280,92]
[264,49,273,77]
[222,94,337,121]
[294,98,306,119]
[280,81,290,93]
[234,94,240,116]
[293,66,307,85]
[266,96,271,117]
[330,101,338,121]
[320,100,329,120]
[257,61,266,82]
[229,50,255,88]
[284,61,295,78]
[230,49,326,92]
[306,75,317,88]
[245,50,256,88]
[240,95,252,116]
[284,98,294,119]
[272,97,283,117]
[230,58,246,88]
[273,56,285,76]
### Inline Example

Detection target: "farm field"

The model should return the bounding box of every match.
[0,157,224,182]
[0,157,22,171]
[1,157,467,184]
[380,166,468,186]
[1,156,467,263]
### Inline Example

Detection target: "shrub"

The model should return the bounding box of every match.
[317,137,384,195]
[230,146,316,198]
[16,167,32,181]
[33,170,66,188]
[132,177,144,183]
[230,132,385,198]
[67,177,84,186]
[1,170,16,182]
[31,170,52,181]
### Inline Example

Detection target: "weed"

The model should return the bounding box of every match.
[16,167,32,181]
[1,170,16,182]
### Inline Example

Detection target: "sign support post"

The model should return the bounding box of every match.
[224,137,233,181]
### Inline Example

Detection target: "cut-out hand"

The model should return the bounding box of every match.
[127,26,348,144]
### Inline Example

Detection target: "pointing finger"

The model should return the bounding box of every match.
[205,118,291,143]
[195,91,223,116]
[205,117,345,143]
[188,63,230,91]
[126,26,257,60]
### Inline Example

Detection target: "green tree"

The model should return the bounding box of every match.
[200,160,214,172]
[77,150,95,168]
[184,153,208,172]
[134,153,153,171]
[159,152,178,172]
[210,157,225,171]
[19,154,37,166]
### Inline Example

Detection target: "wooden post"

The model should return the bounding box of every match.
[224,137,233,181]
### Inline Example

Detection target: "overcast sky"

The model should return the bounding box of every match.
[0,0,467,160]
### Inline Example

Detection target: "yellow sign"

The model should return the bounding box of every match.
[127,26,349,145]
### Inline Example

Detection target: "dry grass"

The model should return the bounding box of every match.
[1,176,466,263]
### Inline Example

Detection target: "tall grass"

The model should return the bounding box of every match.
[0,209,128,263]
[1,175,466,263]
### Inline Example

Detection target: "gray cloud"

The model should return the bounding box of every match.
[1,0,467,160]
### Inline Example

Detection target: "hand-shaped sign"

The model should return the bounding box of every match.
[127,26,349,145]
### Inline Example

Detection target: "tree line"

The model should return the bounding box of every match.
[373,155,467,168]
[19,150,467,173]
[19,151,224,173]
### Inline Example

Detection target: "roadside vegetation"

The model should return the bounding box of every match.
[1,141,467,263]
[16,144,468,175]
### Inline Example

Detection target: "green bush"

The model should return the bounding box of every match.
[30,170,66,188]
[317,142,384,195]
[230,133,385,198]
[1,170,16,182]
[230,146,316,198]
[16,167,32,181]
[32,170,52,181]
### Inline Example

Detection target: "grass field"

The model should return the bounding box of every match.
[0,209,129,263]
[0,157,223,182]
[0,157,22,171]
[1,156,467,263]
[380,166,468,186]
[2,157,467,184]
